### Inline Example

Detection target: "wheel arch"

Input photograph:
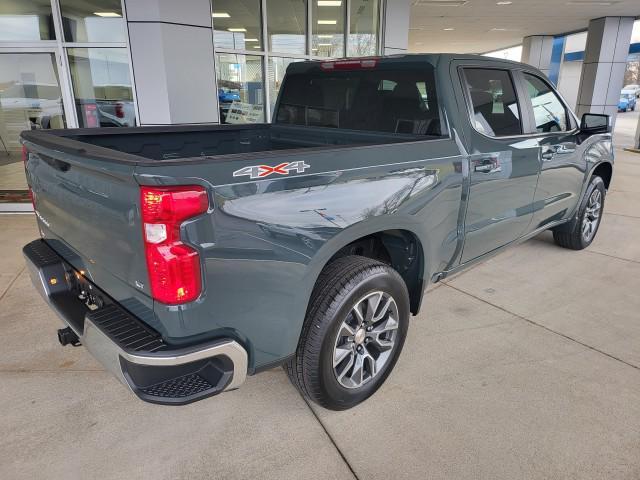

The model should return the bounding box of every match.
[591,161,613,190]
[306,221,428,316]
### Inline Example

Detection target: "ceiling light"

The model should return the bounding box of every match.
[244,38,259,42]
[318,43,333,46]
[94,12,121,17]
[443,28,455,31]
[318,0,342,5]
[253,46,261,49]
[318,20,337,25]
[317,34,334,38]
[211,12,230,18]
[228,28,247,32]
[413,0,468,6]
[496,1,512,4]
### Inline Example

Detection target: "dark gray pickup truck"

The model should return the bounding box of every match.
[21,54,613,410]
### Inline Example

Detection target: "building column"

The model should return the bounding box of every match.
[382,0,411,55]
[123,0,219,125]
[575,16,635,124]
[521,35,555,77]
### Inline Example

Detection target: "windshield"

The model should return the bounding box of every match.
[275,64,444,137]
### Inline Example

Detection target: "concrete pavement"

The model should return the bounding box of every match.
[1,118,639,479]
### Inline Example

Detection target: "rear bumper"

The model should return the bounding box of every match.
[23,239,248,405]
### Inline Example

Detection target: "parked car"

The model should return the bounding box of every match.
[619,92,637,112]
[622,84,640,98]
[21,54,614,410]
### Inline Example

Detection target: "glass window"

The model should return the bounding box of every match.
[311,0,345,58]
[275,64,444,136]
[59,0,125,43]
[348,0,379,57]
[268,57,298,115]
[216,54,264,124]
[211,0,263,51]
[67,48,136,128]
[0,0,55,41]
[0,53,65,193]
[523,73,569,133]
[464,68,522,137]
[267,0,306,55]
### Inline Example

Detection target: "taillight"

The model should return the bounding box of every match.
[140,186,208,305]
[22,145,36,209]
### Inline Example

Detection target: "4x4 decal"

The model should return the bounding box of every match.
[233,161,310,180]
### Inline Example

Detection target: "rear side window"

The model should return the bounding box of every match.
[523,73,569,133]
[463,68,522,137]
[275,65,444,137]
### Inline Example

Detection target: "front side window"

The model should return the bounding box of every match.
[464,68,522,137]
[523,73,568,133]
[275,64,443,136]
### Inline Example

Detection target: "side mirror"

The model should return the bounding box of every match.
[580,113,611,135]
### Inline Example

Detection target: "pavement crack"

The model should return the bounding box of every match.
[585,249,640,265]
[0,266,25,304]
[441,282,640,373]
[300,395,360,480]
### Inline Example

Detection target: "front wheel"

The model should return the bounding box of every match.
[285,256,410,410]
[553,175,605,250]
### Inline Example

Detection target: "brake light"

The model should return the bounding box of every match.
[22,145,36,209]
[140,186,208,305]
[320,58,379,71]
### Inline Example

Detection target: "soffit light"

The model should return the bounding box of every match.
[318,1,342,5]
[228,28,247,32]
[318,20,338,24]
[212,12,230,18]
[94,12,121,17]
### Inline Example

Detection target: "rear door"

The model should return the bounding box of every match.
[517,72,584,229]
[457,65,541,263]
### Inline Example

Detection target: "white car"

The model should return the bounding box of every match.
[622,84,640,98]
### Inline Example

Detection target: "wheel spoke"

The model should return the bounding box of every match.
[336,351,355,381]
[365,292,383,324]
[348,354,365,386]
[333,345,352,367]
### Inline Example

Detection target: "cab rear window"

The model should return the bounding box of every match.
[275,65,444,137]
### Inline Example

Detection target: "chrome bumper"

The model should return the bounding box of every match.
[23,239,248,405]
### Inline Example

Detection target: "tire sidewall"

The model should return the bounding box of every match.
[577,176,606,248]
[317,269,410,409]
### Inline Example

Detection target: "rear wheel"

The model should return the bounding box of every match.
[553,175,605,250]
[285,256,409,410]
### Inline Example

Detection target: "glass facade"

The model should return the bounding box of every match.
[212,0,382,122]
[67,48,135,128]
[0,0,135,200]
[59,0,126,43]
[0,0,55,41]
[216,53,265,123]
[212,0,263,51]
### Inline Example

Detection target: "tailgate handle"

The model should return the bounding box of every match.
[41,154,70,172]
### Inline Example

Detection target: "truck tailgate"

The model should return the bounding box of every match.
[23,142,148,301]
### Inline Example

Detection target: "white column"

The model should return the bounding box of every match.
[382,0,411,55]
[575,16,635,124]
[521,35,554,77]
[123,0,219,125]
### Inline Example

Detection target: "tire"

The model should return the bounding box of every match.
[553,175,606,250]
[285,255,410,410]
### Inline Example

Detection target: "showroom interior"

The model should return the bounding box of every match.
[3,1,640,479]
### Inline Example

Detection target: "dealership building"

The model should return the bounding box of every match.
[1,0,639,210]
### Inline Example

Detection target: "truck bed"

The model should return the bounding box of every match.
[22,123,428,164]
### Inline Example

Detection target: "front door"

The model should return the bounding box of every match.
[458,66,541,263]
[519,72,585,229]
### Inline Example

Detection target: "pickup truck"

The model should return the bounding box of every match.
[21,54,614,410]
